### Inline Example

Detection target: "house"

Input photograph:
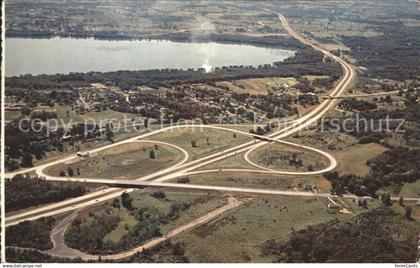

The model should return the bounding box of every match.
[328,203,341,210]
[61,134,72,141]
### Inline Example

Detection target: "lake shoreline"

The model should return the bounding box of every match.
[6,32,305,51]
[6,37,295,76]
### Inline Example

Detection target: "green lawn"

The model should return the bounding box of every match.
[399,181,420,198]
[5,110,22,121]
[44,142,183,180]
[197,153,254,170]
[333,143,388,176]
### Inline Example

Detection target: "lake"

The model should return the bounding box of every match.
[5,37,295,76]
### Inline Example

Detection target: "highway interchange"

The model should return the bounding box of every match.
[5,13,413,259]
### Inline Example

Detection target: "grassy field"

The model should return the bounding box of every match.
[333,143,387,176]
[169,171,332,193]
[172,195,377,262]
[149,127,251,160]
[5,110,22,122]
[392,201,420,221]
[197,153,254,170]
[399,181,420,198]
[216,77,298,95]
[44,142,183,180]
[250,142,328,172]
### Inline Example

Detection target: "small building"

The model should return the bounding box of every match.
[61,134,72,141]
[328,203,341,210]
[304,184,316,191]
[76,152,90,159]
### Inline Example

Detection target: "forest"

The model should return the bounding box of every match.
[6,174,87,211]
[261,207,419,262]
[6,217,56,250]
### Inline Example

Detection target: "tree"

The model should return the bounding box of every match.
[112,198,120,209]
[361,199,368,208]
[405,207,412,218]
[191,140,197,147]
[32,144,45,160]
[105,123,114,142]
[381,193,391,206]
[399,197,404,206]
[67,167,74,177]
[21,153,33,167]
[121,192,133,210]
[177,177,190,183]
[149,149,155,159]
[6,160,19,171]
[59,171,66,177]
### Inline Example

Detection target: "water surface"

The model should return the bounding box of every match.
[6,37,295,76]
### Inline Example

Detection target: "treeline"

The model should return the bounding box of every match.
[6,240,188,263]
[6,248,80,263]
[7,88,77,106]
[261,207,419,262]
[6,119,101,170]
[6,217,56,250]
[6,175,87,211]
[367,147,420,186]
[338,99,377,112]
